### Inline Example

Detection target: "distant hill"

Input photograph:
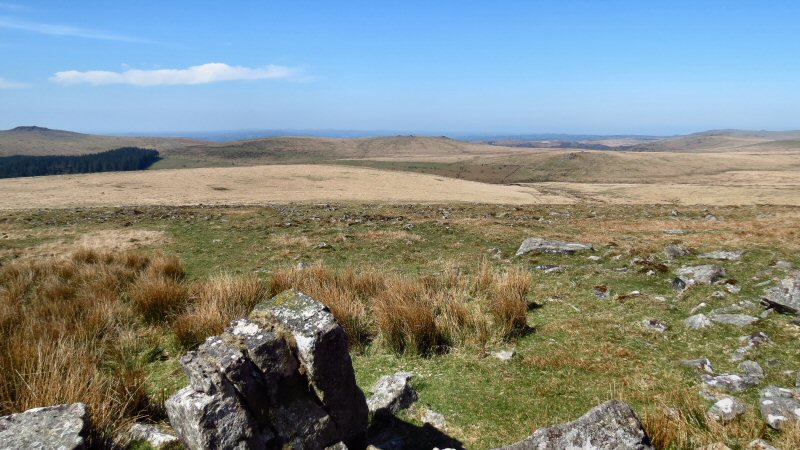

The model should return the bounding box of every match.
[0,126,201,157]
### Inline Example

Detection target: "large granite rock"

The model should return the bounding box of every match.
[0,403,91,450]
[762,274,800,314]
[759,385,800,430]
[515,237,593,256]
[492,400,653,450]
[166,289,368,450]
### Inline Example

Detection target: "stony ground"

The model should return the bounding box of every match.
[1,202,799,449]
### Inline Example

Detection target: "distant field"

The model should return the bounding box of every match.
[2,163,800,209]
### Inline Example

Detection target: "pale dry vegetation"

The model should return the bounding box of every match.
[267,261,532,354]
[0,249,266,442]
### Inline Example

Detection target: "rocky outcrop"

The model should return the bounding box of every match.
[492,400,653,450]
[166,289,368,450]
[762,274,800,314]
[515,238,593,256]
[0,403,91,450]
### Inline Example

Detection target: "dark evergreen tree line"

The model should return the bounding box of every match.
[0,147,161,178]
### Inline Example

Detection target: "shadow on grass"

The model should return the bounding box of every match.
[368,414,465,450]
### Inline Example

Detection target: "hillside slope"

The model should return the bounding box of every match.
[0,126,200,156]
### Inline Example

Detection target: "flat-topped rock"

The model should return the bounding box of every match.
[515,237,593,256]
[699,250,744,261]
[0,403,91,450]
[762,274,800,314]
[676,265,727,285]
[492,400,653,450]
[759,385,800,429]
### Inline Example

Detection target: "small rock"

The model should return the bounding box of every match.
[760,308,774,318]
[665,244,690,258]
[367,372,418,416]
[711,291,726,298]
[515,237,593,256]
[708,314,759,327]
[487,247,503,260]
[593,285,610,299]
[707,397,748,422]
[491,400,653,450]
[762,274,800,315]
[533,264,562,273]
[587,255,602,261]
[739,360,765,379]
[129,423,178,448]
[642,319,668,333]
[740,332,770,347]
[672,277,689,291]
[677,265,727,285]
[702,372,762,393]
[685,314,712,330]
[316,241,334,250]
[747,439,780,450]
[699,250,744,261]
[491,349,516,361]
[774,260,793,270]
[663,229,689,235]
[682,358,714,374]
[696,444,731,450]
[421,408,448,431]
[690,303,708,314]
[725,284,741,294]
[759,385,800,429]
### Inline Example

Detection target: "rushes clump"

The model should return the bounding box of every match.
[267,261,532,354]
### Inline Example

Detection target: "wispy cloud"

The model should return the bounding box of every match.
[0,76,28,88]
[0,15,147,42]
[0,3,27,12]
[51,63,303,86]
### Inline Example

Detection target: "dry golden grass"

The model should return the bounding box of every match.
[267,262,531,354]
[0,250,164,439]
[174,274,267,347]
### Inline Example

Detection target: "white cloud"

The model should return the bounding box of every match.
[0,76,28,88]
[0,15,145,42]
[51,63,302,86]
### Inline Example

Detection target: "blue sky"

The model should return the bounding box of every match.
[1,0,799,135]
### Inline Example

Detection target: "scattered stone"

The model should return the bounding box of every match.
[685,314,712,330]
[491,349,516,361]
[421,408,448,431]
[690,303,708,314]
[707,397,748,422]
[739,360,765,379]
[677,265,727,285]
[367,372,418,416]
[593,284,610,299]
[663,229,689,235]
[725,284,741,294]
[700,250,744,261]
[665,244,690,258]
[759,385,800,429]
[642,319,668,333]
[696,444,731,450]
[774,261,793,270]
[587,255,602,261]
[747,439,780,450]
[711,290,726,298]
[487,247,503,260]
[316,241,334,250]
[762,274,800,314]
[760,308,774,319]
[491,400,653,450]
[708,313,759,327]
[515,237,593,256]
[533,264,562,274]
[166,290,369,449]
[0,403,91,450]
[740,332,770,347]
[682,358,714,374]
[702,367,763,393]
[129,423,178,448]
